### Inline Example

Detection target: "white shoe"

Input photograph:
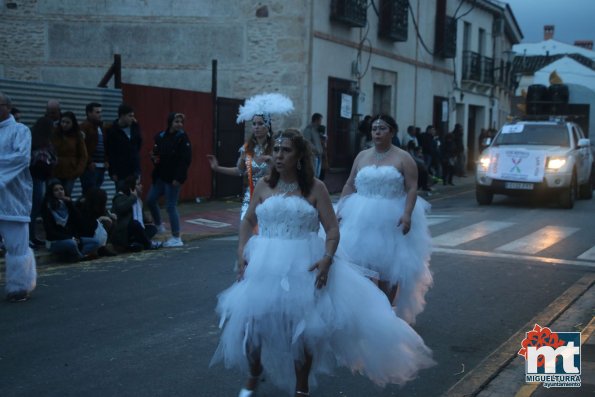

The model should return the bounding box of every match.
[156,224,167,234]
[163,236,183,248]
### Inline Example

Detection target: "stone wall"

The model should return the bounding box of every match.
[0,0,309,127]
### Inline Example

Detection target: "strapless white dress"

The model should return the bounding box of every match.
[211,195,434,395]
[337,165,433,324]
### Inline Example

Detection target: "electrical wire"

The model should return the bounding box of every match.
[407,0,438,56]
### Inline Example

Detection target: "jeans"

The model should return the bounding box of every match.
[313,156,322,178]
[29,177,46,239]
[80,167,106,194]
[49,237,101,261]
[146,179,181,236]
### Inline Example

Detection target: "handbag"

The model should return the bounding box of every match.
[30,146,57,179]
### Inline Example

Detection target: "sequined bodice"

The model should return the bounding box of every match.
[240,145,270,185]
[256,195,319,239]
[355,165,405,198]
[250,157,269,184]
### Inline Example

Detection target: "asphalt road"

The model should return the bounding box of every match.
[1,189,594,397]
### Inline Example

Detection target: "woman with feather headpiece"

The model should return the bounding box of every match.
[207,93,294,219]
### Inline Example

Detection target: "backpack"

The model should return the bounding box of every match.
[30,146,57,179]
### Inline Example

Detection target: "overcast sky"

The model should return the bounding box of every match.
[505,0,595,44]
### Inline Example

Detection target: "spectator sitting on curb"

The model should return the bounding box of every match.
[42,179,101,262]
[112,176,161,252]
[76,187,117,257]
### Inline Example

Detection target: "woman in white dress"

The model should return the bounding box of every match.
[211,129,434,397]
[207,93,294,219]
[337,114,433,325]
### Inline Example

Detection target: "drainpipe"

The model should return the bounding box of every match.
[413,0,420,126]
[306,1,314,123]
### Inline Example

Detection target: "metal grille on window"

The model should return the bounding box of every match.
[378,0,408,42]
[330,0,368,28]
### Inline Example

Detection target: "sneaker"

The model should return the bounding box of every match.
[163,236,183,248]
[128,242,144,252]
[149,240,163,250]
[156,224,167,234]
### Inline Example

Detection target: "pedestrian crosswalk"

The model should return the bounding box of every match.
[428,215,595,267]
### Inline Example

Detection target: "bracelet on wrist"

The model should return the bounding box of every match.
[323,252,334,260]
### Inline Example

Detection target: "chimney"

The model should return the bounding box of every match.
[574,40,593,50]
[544,25,554,40]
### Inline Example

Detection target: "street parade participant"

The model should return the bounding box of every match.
[0,91,37,302]
[210,129,434,397]
[337,113,433,325]
[207,93,294,219]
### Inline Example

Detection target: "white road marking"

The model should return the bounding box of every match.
[577,245,595,261]
[495,226,579,255]
[185,218,232,228]
[433,221,515,247]
[433,247,595,269]
[427,215,455,226]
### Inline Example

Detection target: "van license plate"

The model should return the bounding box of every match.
[505,182,534,190]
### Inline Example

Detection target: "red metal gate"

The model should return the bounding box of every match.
[122,83,214,200]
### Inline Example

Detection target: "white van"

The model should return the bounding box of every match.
[475,119,593,208]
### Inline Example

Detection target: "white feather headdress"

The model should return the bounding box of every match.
[236,93,294,124]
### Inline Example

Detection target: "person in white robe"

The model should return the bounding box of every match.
[0,91,37,302]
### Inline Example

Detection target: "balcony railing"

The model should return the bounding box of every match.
[462,51,494,85]
[330,0,368,28]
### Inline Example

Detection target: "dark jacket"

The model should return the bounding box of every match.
[41,200,81,241]
[418,132,434,155]
[105,121,142,180]
[111,192,137,247]
[151,130,192,184]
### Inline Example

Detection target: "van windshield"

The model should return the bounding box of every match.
[493,124,570,147]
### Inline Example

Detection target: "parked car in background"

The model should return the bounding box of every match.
[476,118,593,208]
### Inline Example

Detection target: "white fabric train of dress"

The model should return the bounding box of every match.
[337,165,433,324]
[211,194,434,395]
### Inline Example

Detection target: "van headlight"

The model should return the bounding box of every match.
[546,157,567,170]
[478,155,490,170]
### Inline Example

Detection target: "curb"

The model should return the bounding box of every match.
[443,273,595,397]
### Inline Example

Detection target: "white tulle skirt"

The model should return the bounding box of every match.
[337,193,433,324]
[211,232,434,395]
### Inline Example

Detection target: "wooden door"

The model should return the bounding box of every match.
[327,77,355,169]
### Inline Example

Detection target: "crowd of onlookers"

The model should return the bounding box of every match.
[357,115,498,194]
[2,98,192,263]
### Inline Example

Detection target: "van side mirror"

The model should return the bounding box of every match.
[578,138,590,148]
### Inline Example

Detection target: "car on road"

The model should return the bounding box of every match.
[476,119,593,208]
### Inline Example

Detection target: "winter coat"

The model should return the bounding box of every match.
[151,130,192,184]
[111,192,137,247]
[105,121,142,180]
[41,200,81,241]
[51,129,88,179]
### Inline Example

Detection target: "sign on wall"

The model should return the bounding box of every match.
[340,93,352,119]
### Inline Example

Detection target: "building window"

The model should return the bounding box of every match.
[434,0,456,58]
[378,0,408,42]
[373,83,392,115]
[330,0,368,28]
